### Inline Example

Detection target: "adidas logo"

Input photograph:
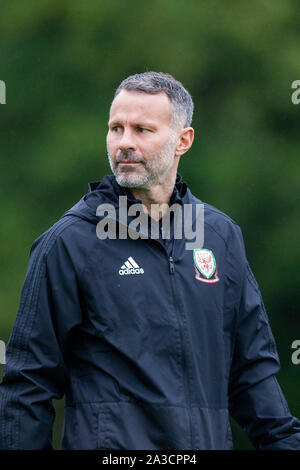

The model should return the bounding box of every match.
[119,257,144,275]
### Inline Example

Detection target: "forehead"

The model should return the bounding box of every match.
[109,89,172,125]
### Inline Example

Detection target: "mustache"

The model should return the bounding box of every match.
[116,150,144,164]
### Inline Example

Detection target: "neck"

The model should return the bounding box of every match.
[129,175,176,221]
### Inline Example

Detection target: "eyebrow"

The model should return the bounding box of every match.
[108,120,158,129]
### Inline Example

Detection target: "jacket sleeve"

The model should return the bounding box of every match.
[0,225,83,449]
[228,226,300,450]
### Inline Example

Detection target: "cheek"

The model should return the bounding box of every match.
[106,136,116,154]
[144,137,167,153]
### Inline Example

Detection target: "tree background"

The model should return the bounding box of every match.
[1,0,300,450]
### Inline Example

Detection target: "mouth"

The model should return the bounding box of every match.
[117,161,142,165]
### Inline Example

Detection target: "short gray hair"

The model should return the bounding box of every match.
[114,71,194,129]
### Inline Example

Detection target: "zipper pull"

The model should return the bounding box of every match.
[169,256,175,274]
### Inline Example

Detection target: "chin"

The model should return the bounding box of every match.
[116,174,150,189]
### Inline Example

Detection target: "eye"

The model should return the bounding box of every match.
[137,127,150,133]
[112,126,122,132]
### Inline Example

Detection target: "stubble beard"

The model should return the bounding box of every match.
[107,132,177,189]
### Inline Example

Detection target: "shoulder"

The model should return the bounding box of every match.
[188,194,248,284]
[190,193,244,249]
[29,214,89,263]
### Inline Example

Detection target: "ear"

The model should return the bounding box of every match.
[175,127,194,157]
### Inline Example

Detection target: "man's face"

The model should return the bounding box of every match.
[106,89,178,189]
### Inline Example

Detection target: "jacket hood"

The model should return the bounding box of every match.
[61,173,192,225]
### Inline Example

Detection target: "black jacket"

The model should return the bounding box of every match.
[1,173,300,449]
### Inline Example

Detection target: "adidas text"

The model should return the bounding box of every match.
[119,267,144,275]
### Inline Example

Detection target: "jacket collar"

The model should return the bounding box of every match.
[61,173,198,256]
[87,173,188,207]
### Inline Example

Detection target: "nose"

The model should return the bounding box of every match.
[118,128,137,151]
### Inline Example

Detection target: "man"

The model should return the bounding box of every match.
[1,71,300,450]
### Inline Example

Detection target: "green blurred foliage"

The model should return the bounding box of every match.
[1,0,300,450]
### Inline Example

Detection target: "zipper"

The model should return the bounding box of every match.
[143,225,194,448]
[169,256,175,274]
[166,241,193,449]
